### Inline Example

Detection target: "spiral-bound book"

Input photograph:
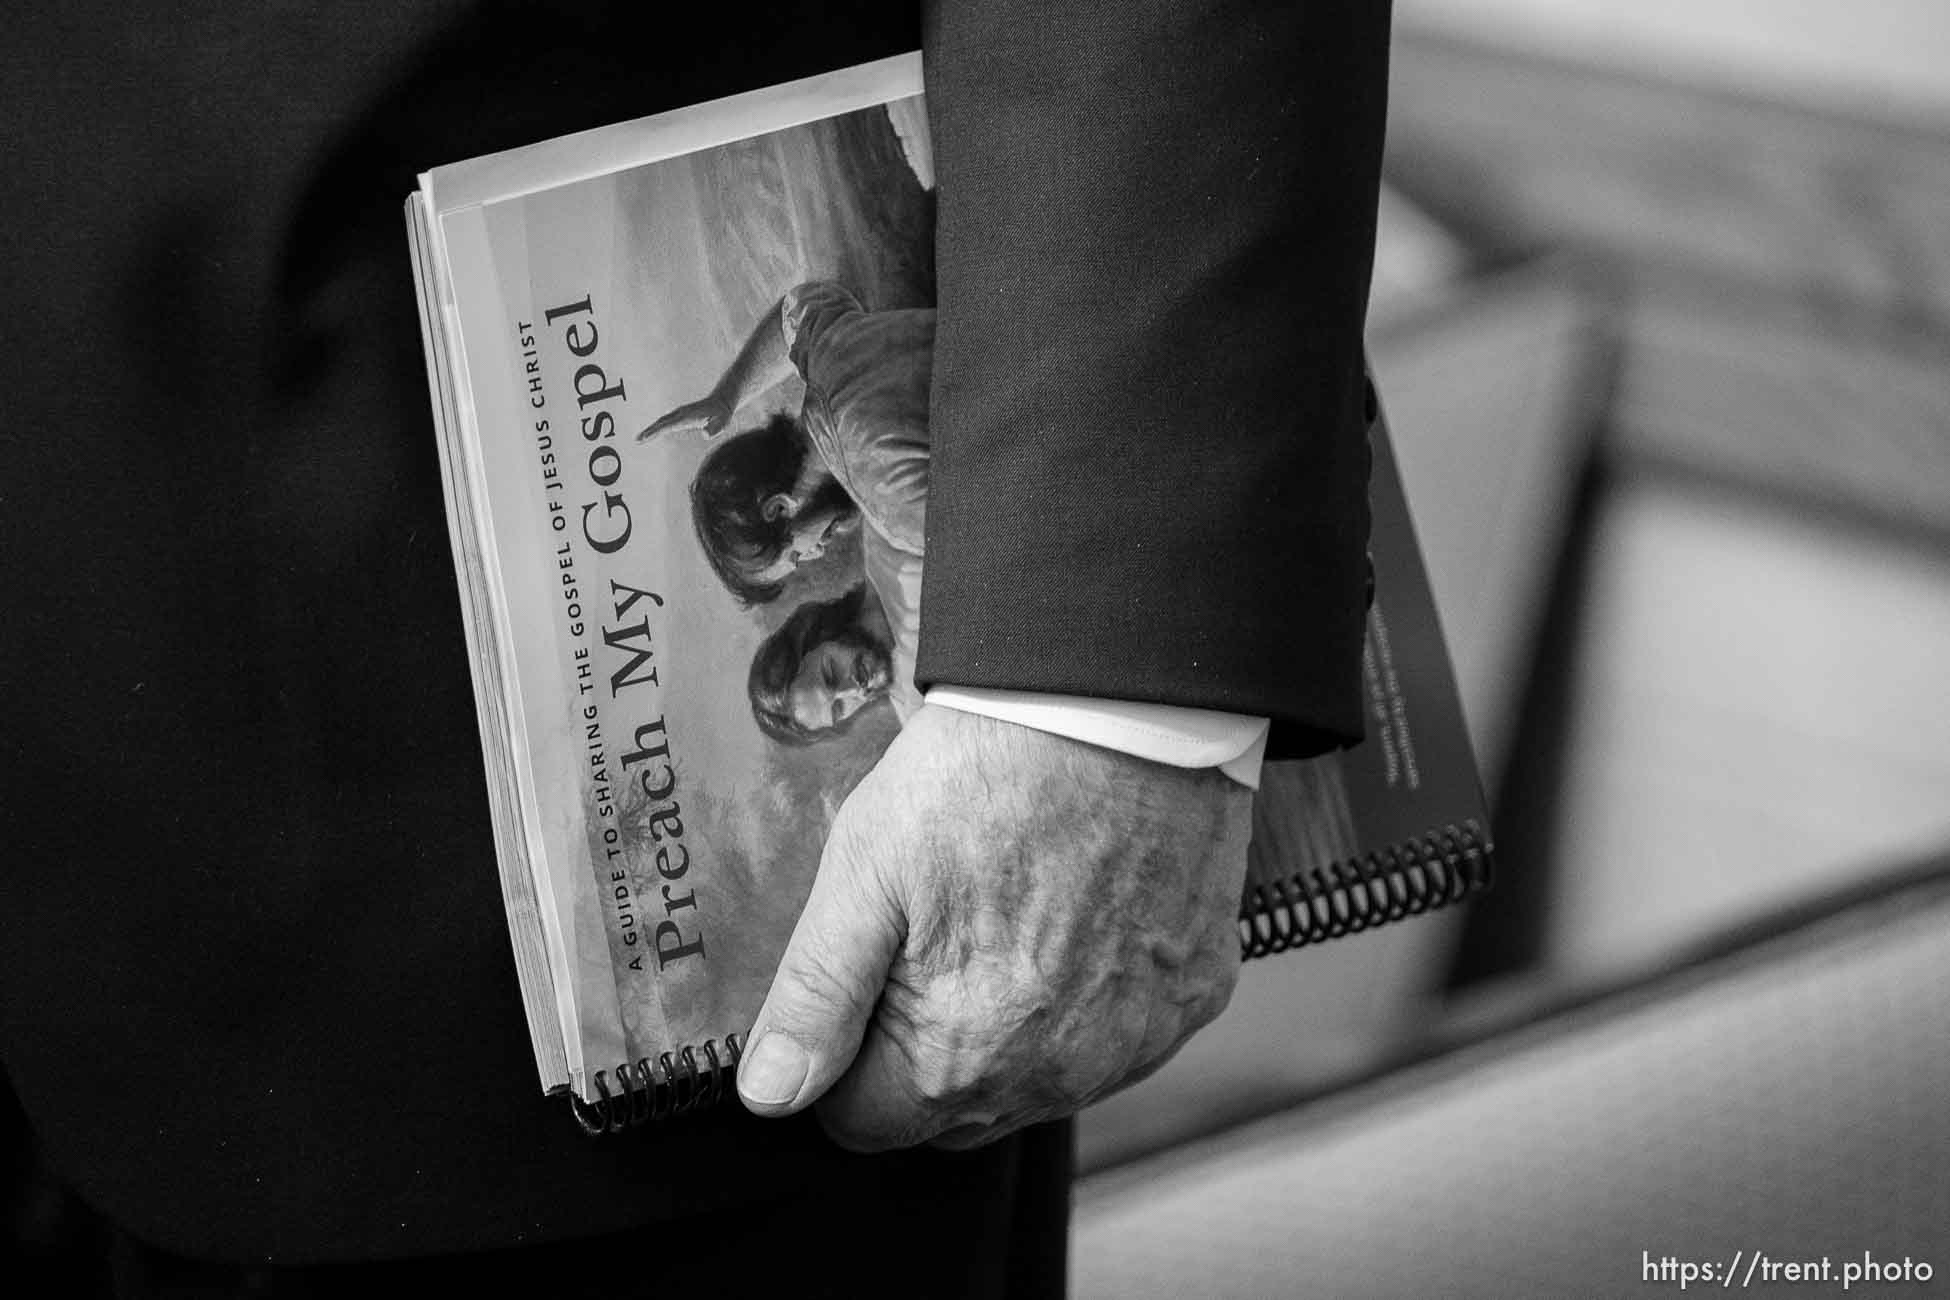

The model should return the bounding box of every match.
[405,53,1491,1133]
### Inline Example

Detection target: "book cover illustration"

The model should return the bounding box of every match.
[434,83,954,1101]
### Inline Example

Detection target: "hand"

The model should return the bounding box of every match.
[636,393,731,442]
[735,704,1254,1151]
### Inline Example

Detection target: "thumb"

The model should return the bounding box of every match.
[738,836,902,1117]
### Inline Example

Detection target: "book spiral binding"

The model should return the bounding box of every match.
[568,822,1488,1130]
[570,1033,744,1135]
[1238,820,1492,959]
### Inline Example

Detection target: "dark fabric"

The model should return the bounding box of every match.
[14,1108,1070,1298]
[919,0,1386,760]
[0,0,1378,1272]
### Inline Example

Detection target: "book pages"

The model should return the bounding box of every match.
[423,59,934,1100]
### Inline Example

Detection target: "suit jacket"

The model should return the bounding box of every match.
[0,0,1385,1263]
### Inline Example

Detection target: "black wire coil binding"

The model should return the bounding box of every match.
[1238,820,1492,959]
[570,1033,744,1136]
[565,825,1486,1130]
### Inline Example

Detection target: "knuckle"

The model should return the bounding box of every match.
[1193,957,1241,1029]
[957,953,1046,1023]
[900,1023,980,1108]
[1168,980,1233,1047]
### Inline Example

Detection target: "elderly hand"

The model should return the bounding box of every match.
[735,703,1253,1150]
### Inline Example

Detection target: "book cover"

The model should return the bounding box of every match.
[407,54,1490,1122]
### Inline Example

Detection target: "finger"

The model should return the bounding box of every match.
[738,839,903,1118]
[819,1022,1049,1154]
[927,1111,1047,1153]
[811,1014,944,1152]
[926,1121,999,1152]
[635,413,686,442]
[823,985,1172,1152]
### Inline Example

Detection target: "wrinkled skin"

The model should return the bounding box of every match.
[737,704,1253,1152]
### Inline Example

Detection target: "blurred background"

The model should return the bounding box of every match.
[1077,3,1950,1294]
[6,4,1943,1293]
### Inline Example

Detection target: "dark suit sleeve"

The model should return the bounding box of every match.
[916,0,1386,760]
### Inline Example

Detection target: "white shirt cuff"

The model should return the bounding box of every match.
[924,685,1270,790]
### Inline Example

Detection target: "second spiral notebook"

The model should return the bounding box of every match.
[405,53,1491,1133]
